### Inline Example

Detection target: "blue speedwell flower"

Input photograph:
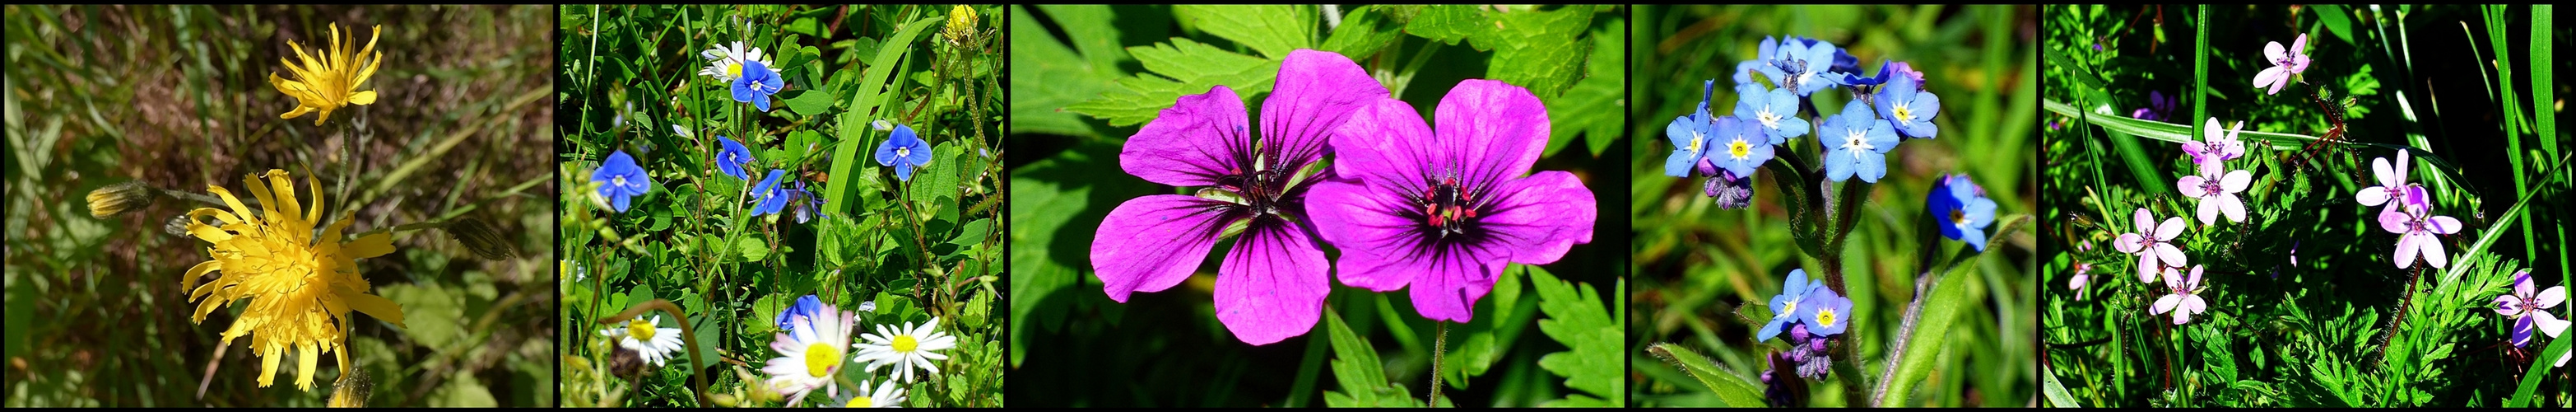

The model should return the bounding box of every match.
[1663,80,1720,177]
[775,294,825,330]
[874,124,933,181]
[1820,101,1900,183]
[591,149,652,213]
[750,169,791,216]
[716,135,754,180]
[1927,173,2000,250]
[1875,73,1941,139]
[1758,269,1827,342]
[785,180,825,223]
[731,59,784,112]
[1733,82,1810,145]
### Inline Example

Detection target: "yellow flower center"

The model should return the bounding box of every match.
[627,318,656,340]
[805,343,841,377]
[1779,300,1798,319]
[1817,308,1839,328]
[1686,131,1705,153]
[892,335,918,353]
[727,62,742,78]
[1728,139,1751,160]
[1893,104,1914,125]
[847,393,870,408]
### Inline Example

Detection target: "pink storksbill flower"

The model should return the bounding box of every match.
[1306,79,1597,323]
[2150,265,2211,325]
[2113,208,2189,283]
[1090,49,1389,345]
[2378,196,2462,269]
[2182,117,2247,164]
[2355,149,2429,214]
[2252,34,2312,96]
[2492,269,2570,349]
[2178,152,2253,226]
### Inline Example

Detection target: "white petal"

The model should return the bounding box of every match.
[2197,196,2221,226]
[2154,242,2188,269]
[2416,232,2448,269]
[2539,286,2568,309]
[2221,170,2253,193]
[2218,194,2247,223]
[2180,176,2211,198]
[2373,156,2397,187]
[2155,217,2188,241]
[2357,186,2391,206]
[2536,310,2569,339]
[2134,208,2155,234]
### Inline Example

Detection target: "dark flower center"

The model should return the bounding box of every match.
[1421,175,1476,236]
[2198,178,2225,197]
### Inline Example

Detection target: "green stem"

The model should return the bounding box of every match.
[599,299,709,407]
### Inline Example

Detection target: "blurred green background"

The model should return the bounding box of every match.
[4,5,555,407]
[1626,5,2038,407]
[1011,4,1628,407]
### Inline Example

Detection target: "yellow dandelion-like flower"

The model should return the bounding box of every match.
[944,5,978,45]
[184,169,406,391]
[269,23,384,126]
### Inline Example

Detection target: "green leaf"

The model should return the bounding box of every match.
[1648,344,1766,407]
[1008,6,1116,138]
[909,143,964,206]
[1173,5,1315,59]
[1065,37,1282,127]
[1320,6,1405,59]
[1530,265,1621,404]
[1877,214,2028,406]
[947,218,992,248]
[780,89,835,118]
[2506,325,2572,406]
[1546,18,1624,157]
[750,293,791,335]
[1477,7,1594,99]
[1322,307,1417,407]
[1405,5,1489,47]
[380,283,465,349]
[430,373,499,407]
[2042,368,2080,407]
[824,16,937,218]
[736,236,771,263]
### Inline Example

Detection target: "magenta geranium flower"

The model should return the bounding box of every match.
[2378,196,2462,269]
[2113,208,2188,283]
[2252,34,2311,96]
[1089,49,1388,345]
[1306,79,1597,323]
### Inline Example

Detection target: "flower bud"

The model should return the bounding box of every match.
[86,180,156,218]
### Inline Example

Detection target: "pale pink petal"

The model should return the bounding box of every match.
[2196,195,2220,225]
[2426,215,2463,235]
[2187,265,2205,288]
[2394,149,2411,183]
[2495,295,2527,316]
[2378,208,2413,234]
[2161,266,2185,288]
[2288,34,2311,72]
[2133,208,2155,235]
[2181,294,2206,316]
[2153,242,2188,270]
[2155,217,2188,241]
[2115,233,2146,254]
[2216,193,2246,223]
[2416,232,2448,269]
[2372,156,2397,187]
[2221,170,2253,193]
[2173,305,2196,325]
[2180,175,2211,198]
[2392,232,2422,269]
[2253,66,2288,93]
[2356,186,2391,207]
[2264,40,2289,65]
[2537,310,2570,339]
[2136,252,2161,283]
[2539,285,2567,309]
[2152,293,2181,315]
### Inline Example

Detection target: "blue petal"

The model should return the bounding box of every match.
[1865,120,1901,150]
[895,161,915,181]
[1664,148,1700,178]
[1786,269,1811,296]
[904,141,934,166]
[1960,226,1988,251]
[732,78,756,104]
[1856,152,1886,183]
[611,192,632,213]
[1756,317,1789,342]
[1825,147,1856,182]
[753,92,771,112]
[873,138,900,166]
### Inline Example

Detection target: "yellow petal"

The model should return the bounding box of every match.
[186,220,235,244]
[242,172,281,227]
[305,173,324,223]
[313,107,333,126]
[341,291,407,329]
[191,207,243,227]
[280,105,317,120]
[258,344,283,387]
[183,260,221,293]
[295,341,321,391]
[344,232,394,259]
[347,91,377,105]
[264,170,300,228]
[209,186,260,227]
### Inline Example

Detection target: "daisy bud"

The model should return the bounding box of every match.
[86,180,157,218]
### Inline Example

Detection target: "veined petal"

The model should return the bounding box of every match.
[1328,97,1439,194]
[1259,49,1388,173]
[2426,215,2462,235]
[1477,171,1596,265]
[1306,180,1427,291]
[1089,195,1234,302]
[1213,222,1330,344]
[1123,86,1253,187]
[1433,79,1550,185]
[2179,176,2211,198]
[1403,245,1503,324]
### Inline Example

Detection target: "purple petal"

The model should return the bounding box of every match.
[2495,294,2526,316]
[2263,40,2288,66]
[1404,250,1504,324]
[2513,269,2536,299]
[2426,215,2462,235]
[1304,180,1428,292]
[2540,285,2567,309]
[1261,49,1389,173]
[2151,294,2180,315]
[2135,251,2160,283]
[1434,80,1551,186]
[1328,98,1439,194]
[2179,176,2211,198]
[2356,186,2391,207]
[1478,171,1597,265]
[2514,316,2536,346]
[2153,217,2187,241]
[2379,208,2413,235]
[1214,221,1332,345]
[1124,86,1251,187]
[1090,194,1236,302]
[2114,233,2146,254]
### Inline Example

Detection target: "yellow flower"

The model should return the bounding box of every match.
[184,169,406,391]
[944,5,978,44]
[269,23,384,126]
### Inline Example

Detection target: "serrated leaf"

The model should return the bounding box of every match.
[1545,18,1624,157]
[1480,7,1593,99]
[1405,5,1489,47]
[1648,343,1765,407]
[1320,6,1404,59]
[1173,5,1314,59]
[1065,38,1282,127]
[1530,265,1621,403]
[1014,6,1125,138]
[1322,307,1386,407]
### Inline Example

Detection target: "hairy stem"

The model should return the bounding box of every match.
[1430,321,1446,407]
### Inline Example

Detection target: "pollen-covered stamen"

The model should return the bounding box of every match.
[1421,175,1477,236]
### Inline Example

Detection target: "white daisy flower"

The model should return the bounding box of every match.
[699,41,773,82]
[830,378,907,408]
[853,316,957,384]
[763,299,857,406]
[599,316,685,367]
